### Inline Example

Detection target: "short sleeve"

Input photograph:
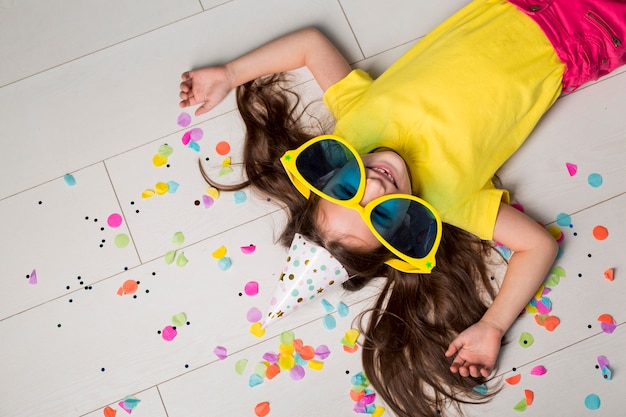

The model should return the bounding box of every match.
[323,69,373,120]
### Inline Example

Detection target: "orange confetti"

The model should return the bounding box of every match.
[597,313,615,324]
[350,389,365,402]
[543,315,560,332]
[604,268,615,282]
[215,141,231,156]
[254,401,270,417]
[525,389,535,406]
[266,363,280,380]
[103,406,117,417]
[299,345,315,361]
[121,280,138,295]
[343,344,359,354]
[592,225,609,240]
[505,373,521,385]
[292,339,303,352]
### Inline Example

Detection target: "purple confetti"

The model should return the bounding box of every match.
[600,322,617,334]
[262,352,278,364]
[315,345,331,360]
[29,269,38,285]
[597,356,610,369]
[246,307,262,323]
[202,195,214,208]
[290,365,305,380]
[213,346,228,360]
[189,127,204,141]
[177,112,192,127]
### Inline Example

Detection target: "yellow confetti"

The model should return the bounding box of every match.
[221,157,231,167]
[206,187,220,199]
[155,182,169,195]
[212,245,227,259]
[344,329,360,347]
[308,360,324,371]
[250,322,265,338]
[142,189,155,198]
[278,354,295,370]
[278,343,294,356]
[152,154,167,167]
[372,406,385,417]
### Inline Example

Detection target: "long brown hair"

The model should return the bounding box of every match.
[203,73,501,417]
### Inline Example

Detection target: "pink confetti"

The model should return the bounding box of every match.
[566,162,578,176]
[262,352,278,363]
[202,195,214,208]
[290,365,305,380]
[181,131,191,145]
[315,345,331,360]
[28,269,37,285]
[600,322,617,334]
[177,112,191,127]
[244,281,259,296]
[189,127,204,142]
[597,356,610,369]
[161,326,177,341]
[240,245,256,254]
[107,213,123,228]
[246,307,262,323]
[530,365,547,376]
[213,346,228,360]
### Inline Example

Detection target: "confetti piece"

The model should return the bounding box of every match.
[585,394,601,410]
[254,402,270,417]
[473,384,488,395]
[212,246,227,259]
[372,406,385,417]
[280,331,295,345]
[189,127,203,141]
[337,302,349,318]
[513,398,527,412]
[142,189,155,198]
[152,154,167,167]
[114,234,130,248]
[161,326,177,341]
[556,212,572,227]
[205,187,219,200]
[604,268,615,281]
[28,269,37,285]
[234,190,247,205]
[213,346,228,360]
[241,244,256,254]
[235,359,248,375]
[505,373,521,385]
[221,156,231,167]
[250,322,265,338]
[176,252,188,267]
[247,307,262,323]
[63,174,76,186]
[530,365,547,376]
[543,315,560,332]
[321,299,335,313]
[119,396,140,413]
[177,112,191,127]
[308,359,324,371]
[219,166,233,176]
[157,144,174,158]
[315,345,331,360]
[249,374,263,387]
[118,280,138,295]
[601,366,612,381]
[278,354,295,371]
[344,329,360,347]
[164,250,176,264]
[188,141,200,152]
[592,225,609,240]
[103,406,117,417]
[565,163,578,176]
[181,131,191,146]
[202,194,214,208]
[107,213,123,228]
[155,182,169,195]
[167,181,179,194]
[518,332,534,348]
[290,365,306,380]
[588,173,603,188]
[244,281,259,296]
[524,390,534,406]
[216,257,231,271]
[216,141,231,155]
[546,225,564,242]
[172,231,185,246]
[172,312,187,327]
[597,355,610,369]
[322,314,337,330]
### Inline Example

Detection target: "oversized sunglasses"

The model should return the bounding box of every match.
[280,135,442,273]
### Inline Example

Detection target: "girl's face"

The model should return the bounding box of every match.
[316,148,412,250]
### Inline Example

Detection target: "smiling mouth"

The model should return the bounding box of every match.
[369,166,397,186]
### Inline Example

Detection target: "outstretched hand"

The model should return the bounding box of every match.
[179,67,232,116]
[445,320,504,378]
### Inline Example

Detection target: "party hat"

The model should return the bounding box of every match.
[262,233,351,328]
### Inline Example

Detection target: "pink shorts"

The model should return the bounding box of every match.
[509,0,626,93]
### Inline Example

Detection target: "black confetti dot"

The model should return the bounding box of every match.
[157,330,162,335]
[345,370,350,374]
[69,299,73,303]
[145,289,150,294]
[185,364,189,368]
[588,254,592,258]
[94,218,98,222]
[135,210,140,214]
[101,368,105,372]
[578,273,583,277]
[38,201,43,205]
[588,324,592,329]
[186,321,190,326]
[238,292,243,296]
[130,201,135,205]
[194,200,200,206]
[512,367,517,372]
[85,216,89,220]
[66,286,70,290]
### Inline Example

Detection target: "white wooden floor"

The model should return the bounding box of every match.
[1,1,625,416]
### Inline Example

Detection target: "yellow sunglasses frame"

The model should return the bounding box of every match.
[280,135,442,274]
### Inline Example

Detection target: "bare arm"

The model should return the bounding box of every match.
[446,202,558,378]
[179,28,351,115]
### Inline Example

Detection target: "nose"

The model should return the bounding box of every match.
[360,175,387,206]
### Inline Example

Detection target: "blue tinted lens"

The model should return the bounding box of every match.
[321,159,361,200]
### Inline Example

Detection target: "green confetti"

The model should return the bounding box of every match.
[172,312,187,327]
[544,266,566,287]
[114,234,130,248]
[164,250,176,264]
[172,231,185,246]
[219,166,233,176]
[513,398,528,412]
[235,359,248,375]
[176,252,189,267]
[157,144,174,158]
[280,331,295,346]
[519,332,534,348]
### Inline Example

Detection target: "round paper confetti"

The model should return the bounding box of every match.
[518,332,534,348]
[290,365,305,380]
[120,280,138,295]
[588,173,603,188]
[216,141,231,155]
[241,245,256,254]
[152,154,167,167]
[250,322,265,338]
[213,346,228,360]
[189,127,203,141]
[114,234,130,248]
[254,402,270,417]
[218,257,232,271]
[585,394,601,410]
[556,213,572,227]
[63,174,76,186]
[247,307,262,323]
[244,281,259,296]
[592,225,609,240]
[530,365,547,376]
[107,213,123,228]
[235,359,248,375]
[157,144,174,158]
[234,190,247,204]
[177,112,191,127]
[161,326,177,341]
[172,231,185,246]
[172,312,187,327]
[322,314,336,330]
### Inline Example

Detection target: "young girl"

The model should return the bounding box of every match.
[179,0,626,415]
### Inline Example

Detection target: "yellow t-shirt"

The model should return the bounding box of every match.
[323,0,565,240]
